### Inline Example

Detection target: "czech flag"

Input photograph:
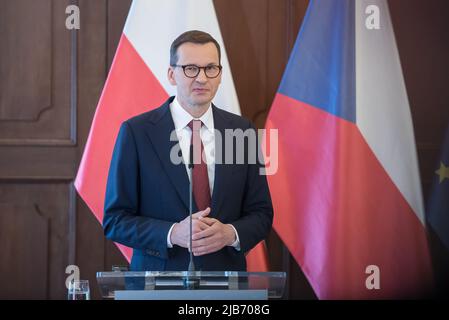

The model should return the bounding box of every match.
[265,0,433,298]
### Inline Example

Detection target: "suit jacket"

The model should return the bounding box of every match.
[103,96,273,271]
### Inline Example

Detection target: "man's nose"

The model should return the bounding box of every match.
[195,68,208,82]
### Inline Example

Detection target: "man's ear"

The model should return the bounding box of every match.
[167,67,176,85]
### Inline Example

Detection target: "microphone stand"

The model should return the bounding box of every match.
[184,143,200,289]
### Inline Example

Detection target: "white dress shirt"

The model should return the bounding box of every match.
[166,97,240,250]
[171,97,215,192]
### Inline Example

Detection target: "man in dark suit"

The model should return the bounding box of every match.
[103,30,273,271]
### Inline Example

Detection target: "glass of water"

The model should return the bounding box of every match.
[68,280,90,300]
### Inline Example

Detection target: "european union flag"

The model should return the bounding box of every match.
[427,122,449,296]
[427,124,449,251]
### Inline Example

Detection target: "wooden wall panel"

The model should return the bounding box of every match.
[0,0,52,121]
[0,0,74,145]
[0,203,48,299]
[0,182,73,299]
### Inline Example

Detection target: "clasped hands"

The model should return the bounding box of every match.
[170,207,236,256]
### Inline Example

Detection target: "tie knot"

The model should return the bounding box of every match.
[188,119,203,131]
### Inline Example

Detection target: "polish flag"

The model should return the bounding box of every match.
[75,0,269,271]
[265,0,433,298]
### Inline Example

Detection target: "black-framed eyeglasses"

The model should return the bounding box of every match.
[171,64,222,79]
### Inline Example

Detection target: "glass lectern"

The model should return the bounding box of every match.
[96,271,286,300]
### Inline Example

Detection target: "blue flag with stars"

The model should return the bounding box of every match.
[427,124,449,251]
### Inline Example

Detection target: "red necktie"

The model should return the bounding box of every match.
[188,120,211,210]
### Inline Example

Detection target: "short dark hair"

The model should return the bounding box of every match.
[170,30,221,66]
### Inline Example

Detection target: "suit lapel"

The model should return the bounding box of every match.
[144,99,190,211]
[210,105,233,218]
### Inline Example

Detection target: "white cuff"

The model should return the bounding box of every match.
[167,223,176,248]
[229,224,241,251]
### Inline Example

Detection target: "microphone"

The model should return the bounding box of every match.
[188,142,195,272]
[184,142,199,289]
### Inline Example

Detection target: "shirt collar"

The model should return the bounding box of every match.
[170,96,214,132]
